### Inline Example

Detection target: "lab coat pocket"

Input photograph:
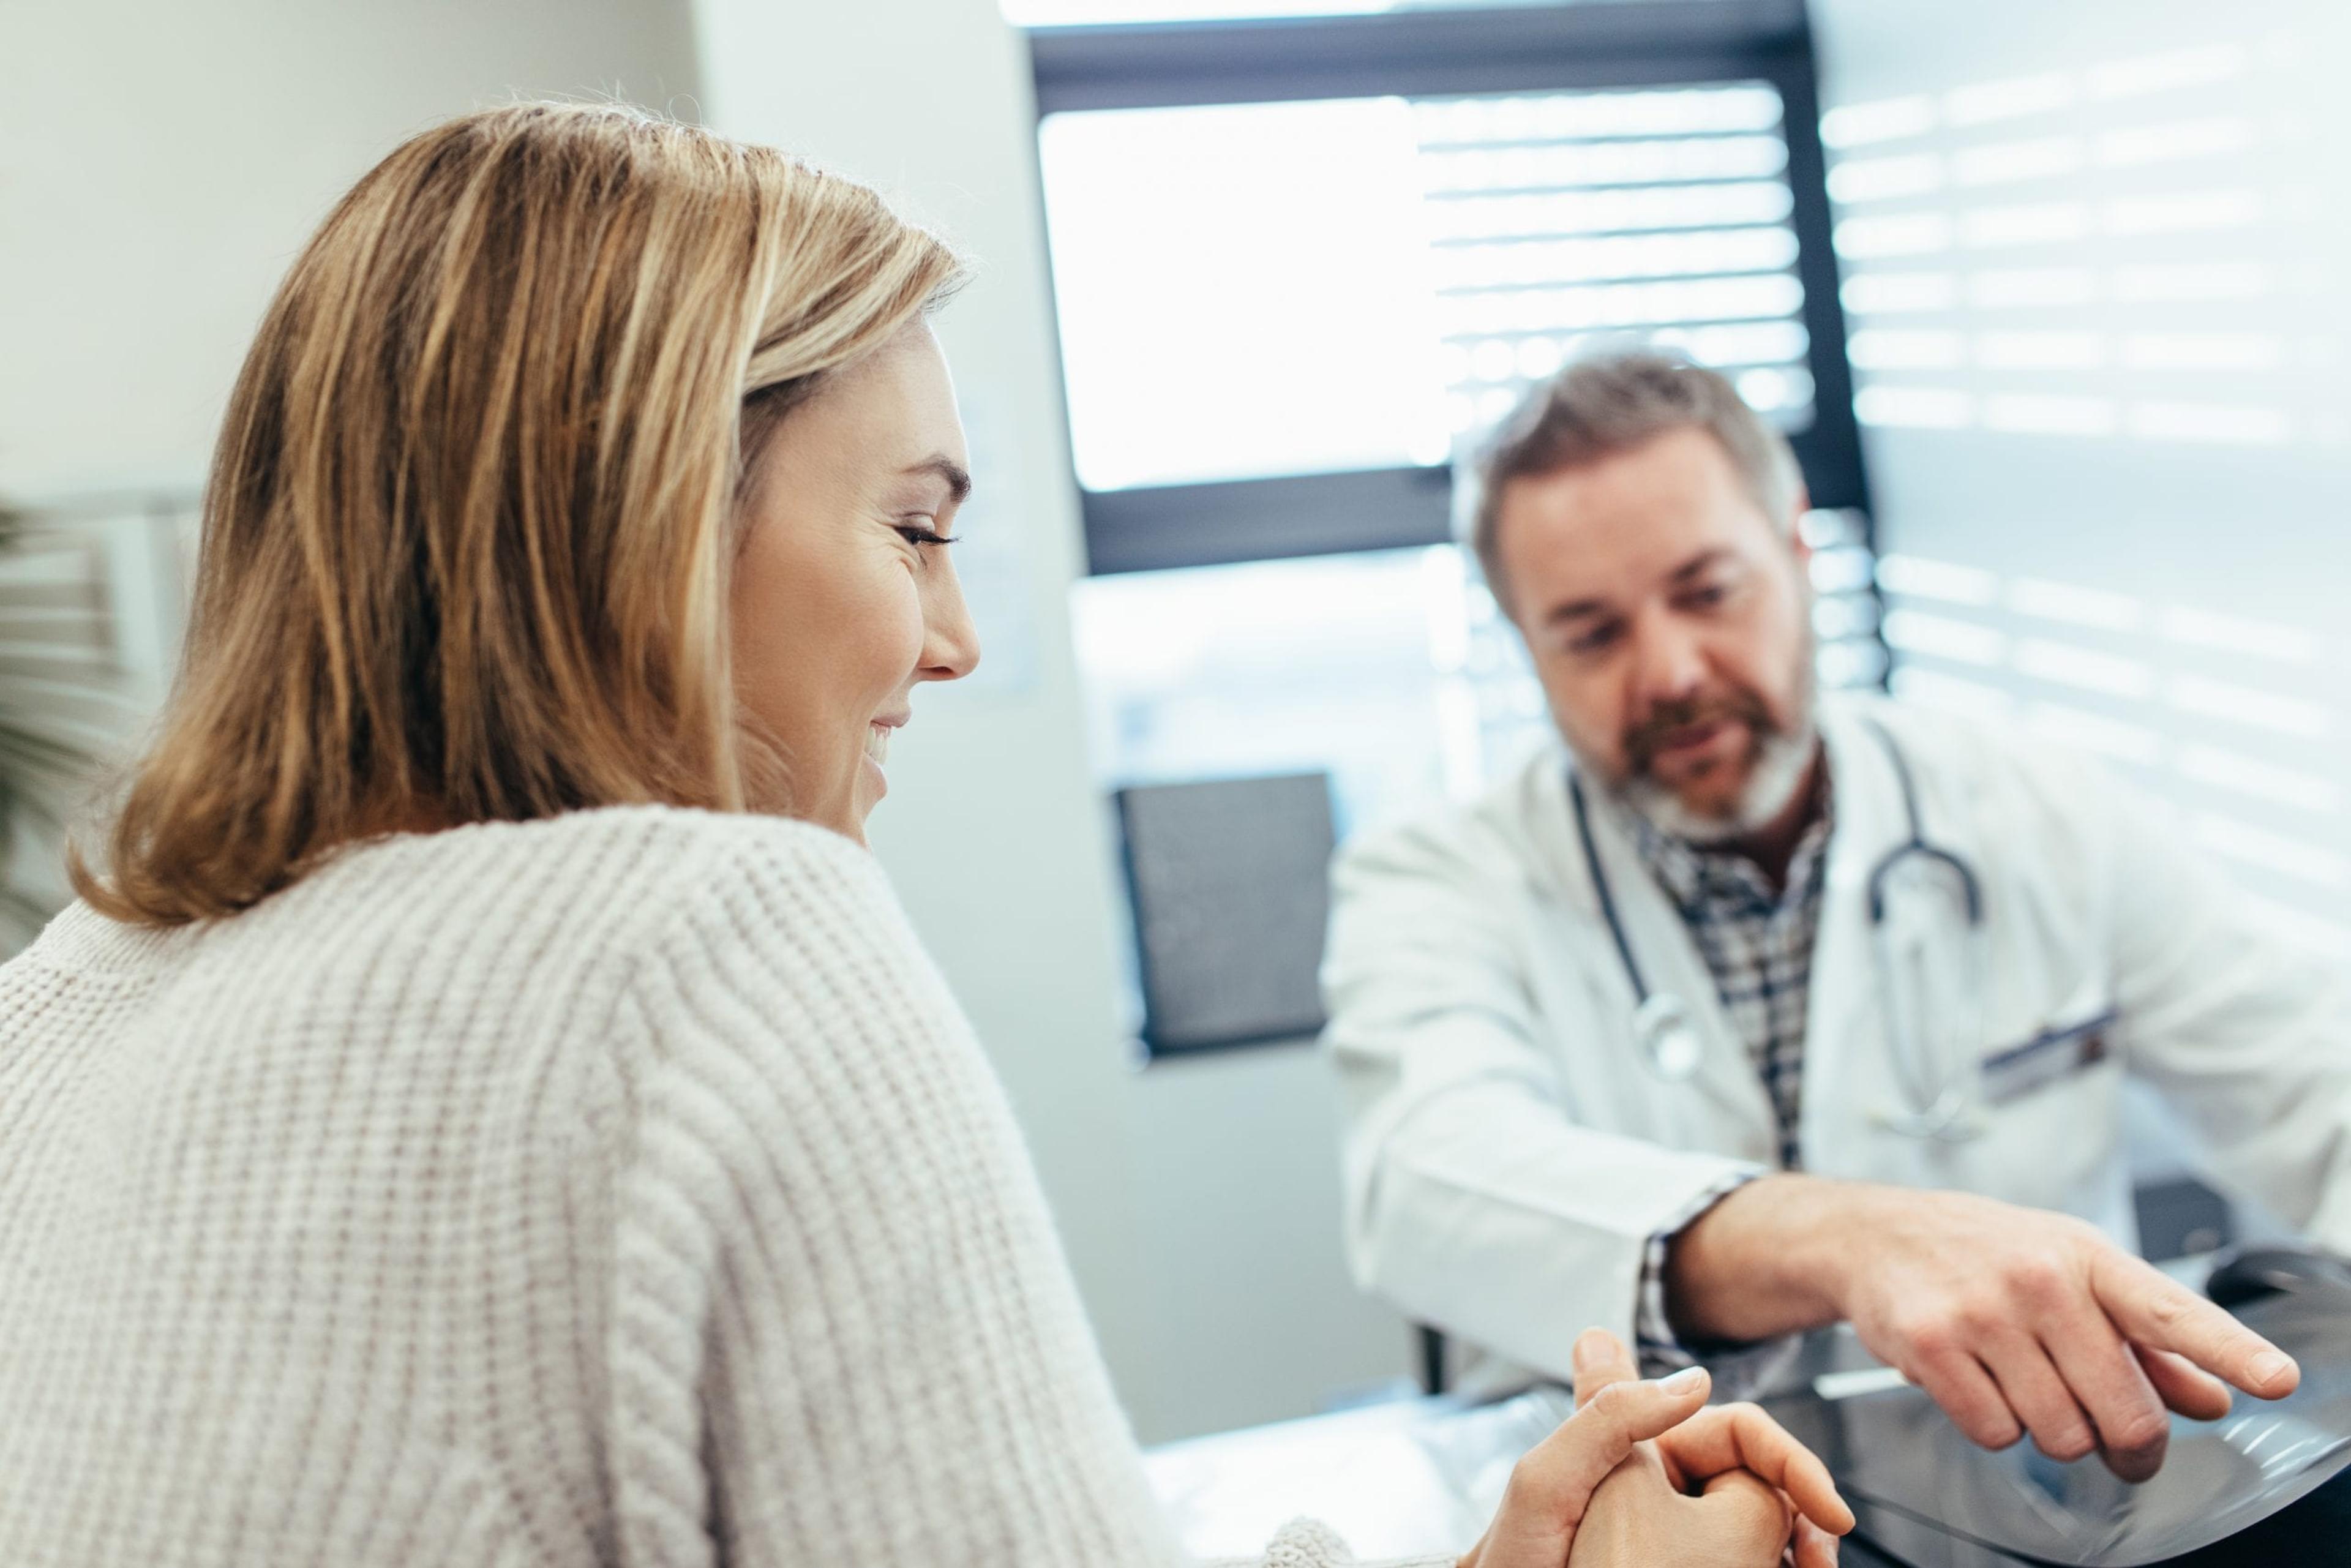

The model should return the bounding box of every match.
[1980,1008,2118,1108]
[1967,1010,2124,1216]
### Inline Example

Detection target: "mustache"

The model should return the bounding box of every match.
[1622,689,1777,773]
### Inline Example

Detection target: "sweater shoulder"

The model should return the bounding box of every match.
[377,805,880,902]
[320,805,889,966]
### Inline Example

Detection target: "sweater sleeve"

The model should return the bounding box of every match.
[602,819,1452,1568]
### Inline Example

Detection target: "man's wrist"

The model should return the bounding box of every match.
[1665,1173,1868,1342]
[1636,1171,1761,1371]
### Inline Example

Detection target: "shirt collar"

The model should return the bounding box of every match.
[1625,766,1835,921]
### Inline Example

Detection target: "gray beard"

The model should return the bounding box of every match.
[1619,715,1820,844]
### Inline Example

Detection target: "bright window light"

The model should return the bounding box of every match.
[1877,553,2001,607]
[1854,385,1975,429]
[1943,72,2076,127]
[1962,200,2092,249]
[1039,98,1450,490]
[1967,267,2097,309]
[1952,136,2086,188]
[1820,94,1937,149]
[1426,181,1794,240]
[1832,212,1954,260]
[1881,608,2006,666]
[1005,0,1392,23]
[1840,271,1960,315]
[2086,44,2251,100]
[1826,152,1946,204]
[1847,328,1965,371]
[1037,81,1813,492]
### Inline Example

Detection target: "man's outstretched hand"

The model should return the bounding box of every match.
[1665,1176,2301,1482]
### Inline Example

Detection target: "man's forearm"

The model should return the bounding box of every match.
[1661,1173,1867,1344]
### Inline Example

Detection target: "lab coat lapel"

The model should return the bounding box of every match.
[1801,702,1924,1179]
[1529,757,1780,1152]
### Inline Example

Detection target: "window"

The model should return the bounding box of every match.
[1027,0,1872,574]
[1041,83,1818,496]
[1022,2,1888,1046]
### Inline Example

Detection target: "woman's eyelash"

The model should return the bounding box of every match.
[896,524,958,547]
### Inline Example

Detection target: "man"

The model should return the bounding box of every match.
[1322,351,2350,1482]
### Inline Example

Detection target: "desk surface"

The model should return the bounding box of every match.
[1146,1261,2233,1563]
[1146,1278,2351,1568]
[1144,1384,1540,1561]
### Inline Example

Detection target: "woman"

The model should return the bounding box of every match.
[0,104,1850,1567]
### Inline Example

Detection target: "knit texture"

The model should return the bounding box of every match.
[0,808,1450,1568]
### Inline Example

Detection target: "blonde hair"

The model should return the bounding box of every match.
[75,102,964,925]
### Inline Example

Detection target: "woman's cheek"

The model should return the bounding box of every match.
[874,567,928,684]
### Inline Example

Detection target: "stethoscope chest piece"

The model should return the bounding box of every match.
[1635,992,1705,1081]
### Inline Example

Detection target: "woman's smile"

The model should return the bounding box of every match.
[863,715,905,795]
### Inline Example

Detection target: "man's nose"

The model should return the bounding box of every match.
[1627,609,1708,710]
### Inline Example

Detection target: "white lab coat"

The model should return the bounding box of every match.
[1322,692,2351,1384]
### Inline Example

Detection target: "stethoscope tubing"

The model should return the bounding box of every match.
[1571,719,1987,1132]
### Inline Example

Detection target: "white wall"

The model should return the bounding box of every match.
[1810,0,2351,1212]
[692,0,1411,1442]
[1809,0,2351,959]
[0,0,703,962]
[0,0,702,498]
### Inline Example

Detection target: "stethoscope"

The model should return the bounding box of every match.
[1568,718,1990,1143]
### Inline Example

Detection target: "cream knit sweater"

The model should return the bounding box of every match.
[0,808,1453,1568]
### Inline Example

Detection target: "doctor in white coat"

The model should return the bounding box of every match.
[1324,352,2347,1483]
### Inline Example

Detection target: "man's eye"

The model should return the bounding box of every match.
[1566,625,1622,656]
[1682,583,1728,609]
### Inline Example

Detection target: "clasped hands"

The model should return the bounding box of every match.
[1457,1328,1854,1568]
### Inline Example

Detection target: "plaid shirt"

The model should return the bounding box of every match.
[1625,782,1834,1370]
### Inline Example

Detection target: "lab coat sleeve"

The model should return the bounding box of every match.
[2096,772,2351,1251]
[1321,820,1763,1380]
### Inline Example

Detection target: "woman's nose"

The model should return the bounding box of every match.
[920,572,981,683]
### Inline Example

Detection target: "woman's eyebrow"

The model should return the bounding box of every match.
[901,455,972,504]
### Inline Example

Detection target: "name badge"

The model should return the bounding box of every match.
[1980,1010,2116,1107]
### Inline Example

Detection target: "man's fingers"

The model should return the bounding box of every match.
[2038,1313,2170,1481]
[2090,1252,2299,1399]
[1654,1404,1855,1536]
[1571,1326,1641,1409]
[2134,1343,2233,1422]
[1982,1335,2099,1463]
[1911,1348,2024,1450]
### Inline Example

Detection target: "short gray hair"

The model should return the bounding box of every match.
[1467,350,1804,608]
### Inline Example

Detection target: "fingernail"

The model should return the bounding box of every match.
[1572,1328,1610,1371]
[1660,1365,1708,1394]
[2252,1351,2296,1388]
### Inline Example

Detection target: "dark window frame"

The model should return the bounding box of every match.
[1025,0,1873,576]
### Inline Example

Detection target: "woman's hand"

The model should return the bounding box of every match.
[1564,1330,1853,1568]
[1454,1329,1853,1568]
